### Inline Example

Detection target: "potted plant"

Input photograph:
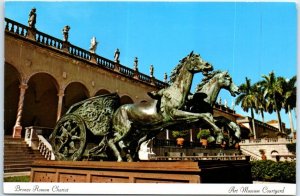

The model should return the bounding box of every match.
[197,129,210,147]
[259,149,267,160]
[172,130,188,147]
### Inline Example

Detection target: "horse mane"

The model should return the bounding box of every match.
[168,57,187,84]
[196,70,223,91]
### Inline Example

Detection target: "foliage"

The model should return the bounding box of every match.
[251,160,296,183]
[259,149,265,155]
[286,143,296,154]
[235,77,257,137]
[171,130,188,138]
[197,129,210,139]
[4,176,30,182]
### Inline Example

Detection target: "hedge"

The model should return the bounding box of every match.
[251,160,296,183]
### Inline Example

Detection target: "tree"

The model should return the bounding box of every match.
[235,77,257,139]
[258,72,284,133]
[281,76,296,134]
[253,83,267,132]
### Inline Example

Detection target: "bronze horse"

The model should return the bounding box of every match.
[188,70,241,144]
[105,52,218,161]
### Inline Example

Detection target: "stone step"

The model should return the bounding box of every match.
[4,167,32,173]
[4,160,32,165]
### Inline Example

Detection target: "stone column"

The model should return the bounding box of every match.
[165,129,169,140]
[13,83,28,138]
[56,89,65,121]
[189,129,193,142]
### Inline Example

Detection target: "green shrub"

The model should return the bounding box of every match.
[172,130,188,138]
[197,129,210,139]
[251,160,296,183]
[4,176,30,182]
[286,143,296,154]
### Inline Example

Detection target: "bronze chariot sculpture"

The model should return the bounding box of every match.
[50,52,241,162]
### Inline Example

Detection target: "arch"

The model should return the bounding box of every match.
[26,71,59,90]
[22,73,59,134]
[271,150,279,155]
[62,82,89,115]
[120,95,134,105]
[95,89,110,96]
[4,63,21,135]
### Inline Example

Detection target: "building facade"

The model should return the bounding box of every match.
[5,18,165,138]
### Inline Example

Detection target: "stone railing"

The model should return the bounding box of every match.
[38,135,55,160]
[240,137,295,145]
[5,18,28,37]
[5,17,167,89]
[24,126,54,160]
[35,31,63,50]
[240,148,260,161]
[149,155,249,161]
[96,55,115,70]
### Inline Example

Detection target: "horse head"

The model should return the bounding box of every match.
[218,71,240,97]
[184,51,213,73]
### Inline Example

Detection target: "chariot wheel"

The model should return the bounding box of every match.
[51,114,87,161]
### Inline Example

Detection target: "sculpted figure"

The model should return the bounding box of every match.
[62,25,71,42]
[114,48,120,63]
[133,57,138,71]
[150,65,154,77]
[28,8,36,28]
[89,37,98,53]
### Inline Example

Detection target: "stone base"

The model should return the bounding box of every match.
[31,160,252,183]
[12,125,22,138]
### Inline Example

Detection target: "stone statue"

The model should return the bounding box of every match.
[89,37,98,53]
[133,57,138,71]
[150,65,154,77]
[164,73,168,83]
[62,25,71,42]
[28,8,36,29]
[114,48,120,63]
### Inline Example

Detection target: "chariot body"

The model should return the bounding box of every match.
[50,93,120,161]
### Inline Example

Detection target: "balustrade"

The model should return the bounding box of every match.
[69,44,91,60]
[119,65,135,77]
[5,18,28,37]
[96,56,115,70]
[5,17,166,88]
[240,137,295,145]
[35,31,63,50]
[138,73,152,83]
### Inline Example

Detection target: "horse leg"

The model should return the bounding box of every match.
[107,138,123,162]
[118,140,133,162]
[172,109,224,144]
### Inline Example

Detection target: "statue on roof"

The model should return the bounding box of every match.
[114,48,120,63]
[62,25,71,42]
[89,37,98,54]
[28,8,37,29]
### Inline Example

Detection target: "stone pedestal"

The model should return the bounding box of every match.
[26,28,36,40]
[30,160,252,183]
[12,125,22,138]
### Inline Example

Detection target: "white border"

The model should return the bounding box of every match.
[3,183,297,195]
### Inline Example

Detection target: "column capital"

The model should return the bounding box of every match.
[19,83,28,90]
[57,92,65,97]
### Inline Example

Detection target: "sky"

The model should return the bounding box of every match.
[4,1,297,129]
